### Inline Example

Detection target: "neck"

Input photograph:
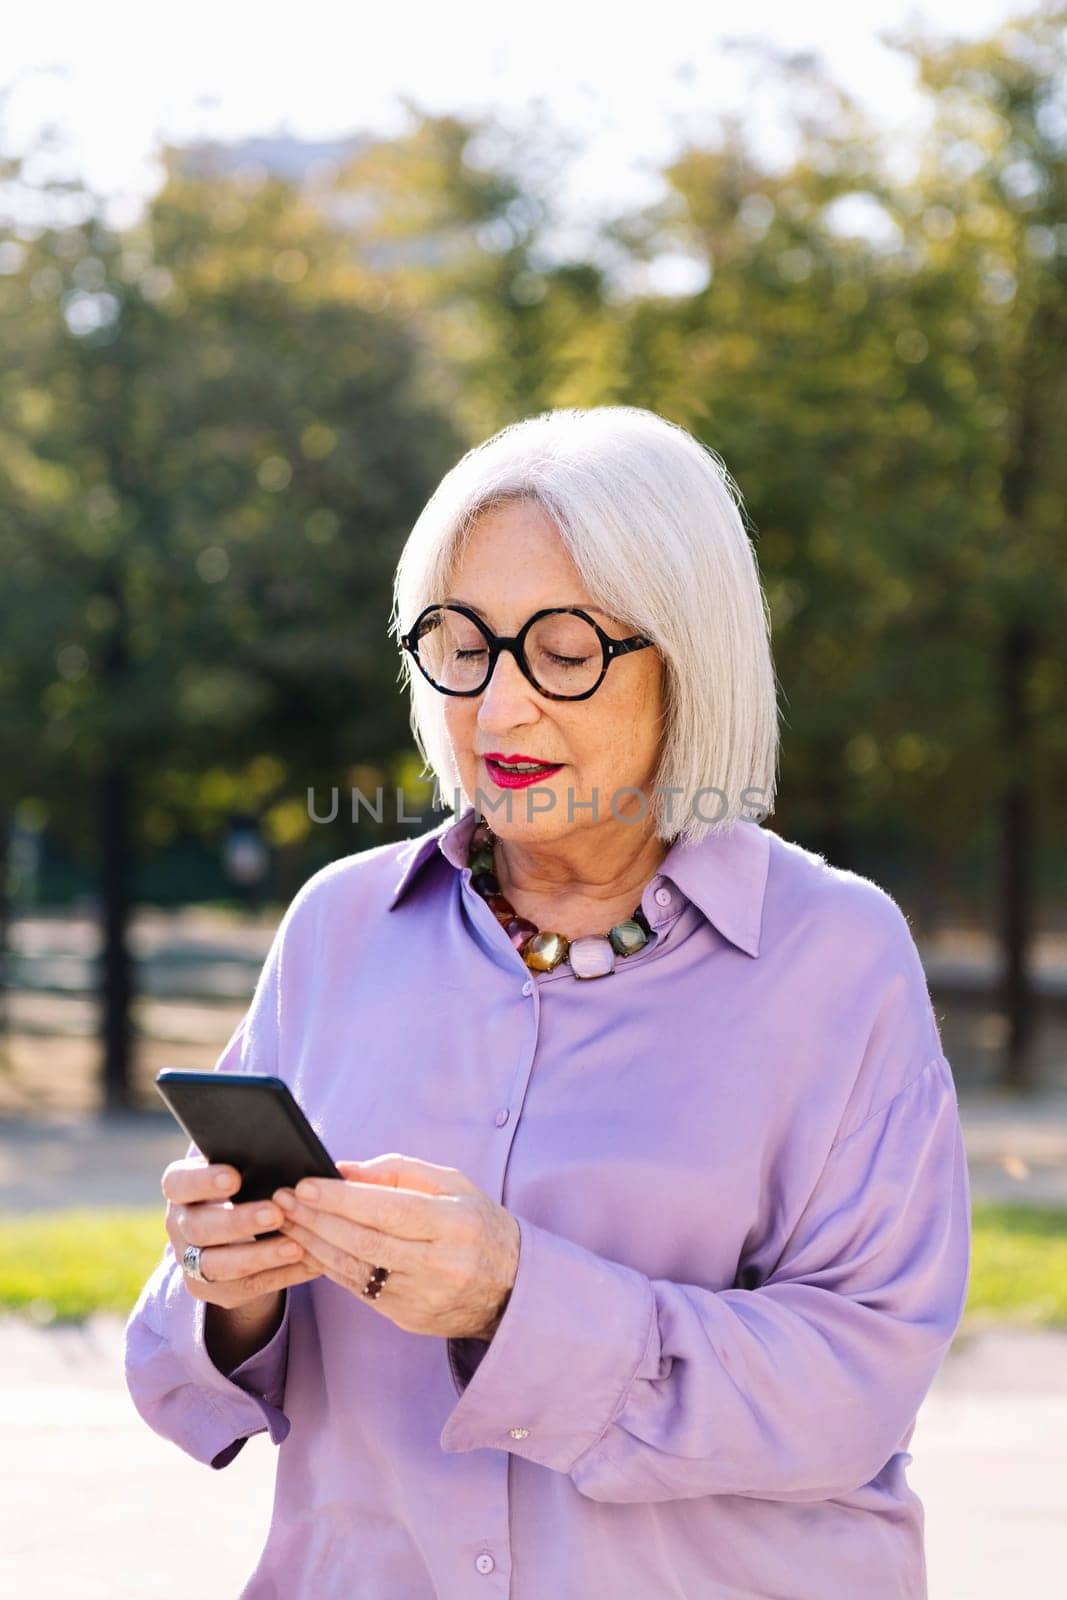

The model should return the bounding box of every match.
[489,816,668,917]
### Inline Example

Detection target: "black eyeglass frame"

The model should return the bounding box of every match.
[400,603,654,702]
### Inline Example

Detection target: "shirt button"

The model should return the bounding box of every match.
[509,1426,530,1439]
[475,1553,495,1575]
[654,886,672,907]
[522,979,533,996]
[494,1108,510,1127]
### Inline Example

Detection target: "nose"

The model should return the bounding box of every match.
[476,646,541,731]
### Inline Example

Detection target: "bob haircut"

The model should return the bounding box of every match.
[389,405,781,848]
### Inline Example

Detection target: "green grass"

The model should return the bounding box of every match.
[0,1203,1065,1326]
[965,1203,1067,1327]
[0,1209,170,1322]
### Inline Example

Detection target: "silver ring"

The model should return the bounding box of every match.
[182,1244,208,1283]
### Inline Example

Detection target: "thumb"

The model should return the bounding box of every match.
[335,1153,476,1197]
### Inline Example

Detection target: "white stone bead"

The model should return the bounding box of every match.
[568,936,616,979]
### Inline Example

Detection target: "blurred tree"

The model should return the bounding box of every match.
[319,101,612,438]
[1,144,462,1108]
[884,2,1067,1089]
[593,58,982,866]
[590,10,1067,1090]
[2,7,1065,1109]
[0,121,87,1062]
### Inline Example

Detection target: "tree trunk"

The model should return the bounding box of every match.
[100,759,134,1111]
[0,816,9,1050]
[997,300,1042,1096]
[998,617,1036,1094]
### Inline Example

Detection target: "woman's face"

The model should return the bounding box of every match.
[440,499,665,845]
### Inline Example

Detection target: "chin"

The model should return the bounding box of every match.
[466,788,564,835]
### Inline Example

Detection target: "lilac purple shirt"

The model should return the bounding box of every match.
[124,804,971,1599]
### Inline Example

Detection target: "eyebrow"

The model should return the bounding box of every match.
[442,597,614,622]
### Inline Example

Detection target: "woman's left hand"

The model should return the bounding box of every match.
[272,1154,520,1341]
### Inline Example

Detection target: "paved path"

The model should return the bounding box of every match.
[3,1085,1067,1213]
[2,1312,1064,1597]
[1,1311,273,1597]
[10,907,1067,1003]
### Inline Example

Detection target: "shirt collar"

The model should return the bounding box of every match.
[388,804,769,958]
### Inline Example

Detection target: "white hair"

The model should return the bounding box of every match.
[389,405,781,846]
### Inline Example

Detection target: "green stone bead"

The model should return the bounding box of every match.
[523,931,569,971]
[608,917,650,957]
[469,847,495,876]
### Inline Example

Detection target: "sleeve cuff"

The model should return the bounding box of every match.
[124,1251,292,1470]
[205,1291,292,1467]
[438,1215,655,1473]
[446,1336,490,1393]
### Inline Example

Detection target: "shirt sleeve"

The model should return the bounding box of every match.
[124,1234,293,1470]
[123,916,296,1471]
[447,1335,491,1392]
[439,1050,971,1504]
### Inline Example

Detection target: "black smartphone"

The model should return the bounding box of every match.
[155,1069,343,1238]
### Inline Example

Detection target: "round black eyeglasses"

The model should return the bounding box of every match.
[400,603,654,702]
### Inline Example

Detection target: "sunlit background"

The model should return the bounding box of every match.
[1,5,1066,1588]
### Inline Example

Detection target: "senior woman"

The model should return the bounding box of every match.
[125,405,970,1600]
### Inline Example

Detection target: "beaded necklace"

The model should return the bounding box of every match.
[466,814,653,980]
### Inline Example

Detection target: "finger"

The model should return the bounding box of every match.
[184,1256,324,1303]
[183,1233,306,1284]
[279,1258,322,1285]
[276,1200,427,1274]
[178,1197,288,1248]
[336,1154,477,1197]
[333,1158,440,1192]
[291,1244,333,1284]
[163,1159,242,1205]
[278,1220,403,1292]
[284,1175,447,1242]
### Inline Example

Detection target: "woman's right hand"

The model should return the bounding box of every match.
[162,1156,323,1310]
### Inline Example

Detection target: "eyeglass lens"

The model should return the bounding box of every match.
[413,608,603,696]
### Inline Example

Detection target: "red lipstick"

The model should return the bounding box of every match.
[485,752,555,764]
[482,753,564,790]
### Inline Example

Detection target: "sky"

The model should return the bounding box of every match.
[0,0,1033,253]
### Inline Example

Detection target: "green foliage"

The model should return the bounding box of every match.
[0,1202,1063,1326]
[967,1200,1067,1325]
[2,6,1066,913]
[590,16,1067,866]
[0,132,465,864]
[0,1208,168,1321]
